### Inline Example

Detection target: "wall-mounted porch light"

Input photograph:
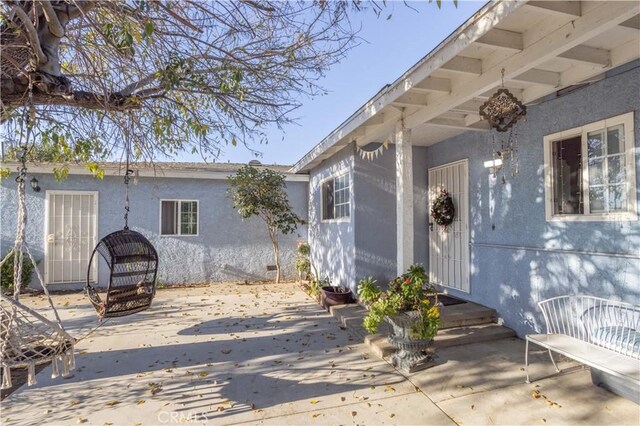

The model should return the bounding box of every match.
[30,177,41,192]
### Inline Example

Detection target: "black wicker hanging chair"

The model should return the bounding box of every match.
[86,229,158,318]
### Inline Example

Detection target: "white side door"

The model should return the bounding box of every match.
[428,159,469,293]
[45,191,98,284]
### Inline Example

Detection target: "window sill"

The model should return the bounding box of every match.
[320,217,351,224]
[159,233,199,237]
[546,212,637,222]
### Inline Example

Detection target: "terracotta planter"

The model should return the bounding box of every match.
[320,286,354,310]
[385,311,435,373]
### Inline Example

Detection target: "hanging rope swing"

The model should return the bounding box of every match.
[85,130,158,319]
[1,86,76,389]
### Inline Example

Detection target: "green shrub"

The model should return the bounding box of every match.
[1,251,36,294]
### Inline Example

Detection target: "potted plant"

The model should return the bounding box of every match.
[320,279,354,310]
[359,264,440,373]
[294,241,311,282]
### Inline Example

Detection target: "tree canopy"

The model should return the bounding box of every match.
[227,165,305,283]
[1,0,363,162]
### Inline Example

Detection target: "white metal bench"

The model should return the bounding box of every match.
[525,296,640,398]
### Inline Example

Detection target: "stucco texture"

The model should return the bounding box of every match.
[1,173,308,289]
[307,64,639,337]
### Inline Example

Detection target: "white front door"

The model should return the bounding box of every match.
[45,191,98,284]
[428,159,469,293]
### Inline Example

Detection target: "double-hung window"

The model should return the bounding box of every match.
[544,112,636,221]
[160,200,198,235]
[322,172,350,221]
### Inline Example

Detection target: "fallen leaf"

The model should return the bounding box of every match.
[385,385,396,392]
[198,372,209,378]
[389,414,395,418]
[136,400,145,405]
[340,396,346,402]
[351,411,357,417]
[221,349,232,355]
[77,418,87,424]
[532,390,541,399]
[312,413,320,418]
[70,400,79,407]
[105,400,120,407]
[310,400,320,405]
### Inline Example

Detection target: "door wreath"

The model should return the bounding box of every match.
[431,189,455,230]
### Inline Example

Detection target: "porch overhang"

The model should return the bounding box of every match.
[291,0,640,174]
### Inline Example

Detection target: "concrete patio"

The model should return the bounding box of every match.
[1,283,638,425]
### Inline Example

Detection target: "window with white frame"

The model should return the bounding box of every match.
[322,173,350,220]
[160,200,198,235]
[544,112,636,221]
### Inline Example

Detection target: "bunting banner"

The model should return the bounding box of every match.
[356,140,389,161]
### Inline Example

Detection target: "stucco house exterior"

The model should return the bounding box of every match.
[294,0,640,337]
[1,0,639,338]
[0,163,309,289]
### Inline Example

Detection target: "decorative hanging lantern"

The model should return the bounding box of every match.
[479,88,526,133]
[479,69,526,183]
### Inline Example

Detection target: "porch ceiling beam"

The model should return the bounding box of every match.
[511,69,561,86]
[558,45,611,66]
[428,117,489,132]
[476,28,523,52]
[452,99,485,114]
[391,92,429,108]
[404,1,638,130]
[410,76,451,94]
[525,1,581,18]
[477,87,523,100]
[440,56,482,75]
[364,113,385,126]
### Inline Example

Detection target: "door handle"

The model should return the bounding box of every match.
[47,234,55,243]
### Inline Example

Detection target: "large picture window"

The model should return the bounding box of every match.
[544,112,636,221]
[322,173,350,221]
[160,200,198,235]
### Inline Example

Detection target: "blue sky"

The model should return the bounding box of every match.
[212,1,485,166]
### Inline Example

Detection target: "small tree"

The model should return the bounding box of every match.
[227,166,305,284]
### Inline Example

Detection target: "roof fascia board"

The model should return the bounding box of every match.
[1,163,309,182]
[291,0,526,173]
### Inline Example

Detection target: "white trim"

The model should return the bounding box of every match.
[543,111,637,222]
[159,199,200,236]
[320,170,351,223]
[44,190,99,285]
[1,163,309,182]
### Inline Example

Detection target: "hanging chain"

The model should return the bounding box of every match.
[123,119,133,230]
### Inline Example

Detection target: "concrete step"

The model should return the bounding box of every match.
[364,323,516,359]
[440,303,497,329]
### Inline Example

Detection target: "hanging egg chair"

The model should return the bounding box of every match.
[86,229,158,319]
[1,157,76,390]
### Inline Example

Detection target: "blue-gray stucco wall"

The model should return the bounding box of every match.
[308,64,639,337]
[423,65,640,336]
[308,145,355,290]
[1,173,308,288]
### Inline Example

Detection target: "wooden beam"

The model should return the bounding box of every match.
[392,92,428,107]
[364,113,385,126]
[476,28,523,52]
[410,76,451,94]
[452,99,485,114]
[428,117,489,131]
[526,1,581,17]
[405,1,638,130]
[559,45,611,66]
[441,56,482,75]
[477,87,524,100]
[512,68,560,86]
